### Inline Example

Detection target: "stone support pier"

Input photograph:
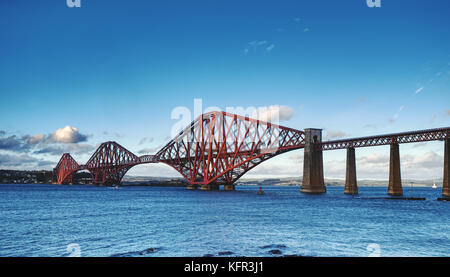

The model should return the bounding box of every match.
[224,184,235,191]
[186,184,198,190]
[388,143,403,196]
[344,147,358,195]
[442,139,450,199]
[200,184,220,191]
[301,128,326,194]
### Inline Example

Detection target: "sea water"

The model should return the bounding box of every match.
[0,184,448,257]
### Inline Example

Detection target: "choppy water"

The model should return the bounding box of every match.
[0,183,448,257]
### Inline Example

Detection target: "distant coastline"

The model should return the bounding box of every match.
[0,169,442,188]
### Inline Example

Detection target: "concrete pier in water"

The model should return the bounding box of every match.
[344,147,358,195]
[224,184,235,191]
[187,184,198,190]
[442,139,450,199]
[200,184,220,191]
[301,128,326,194]
[388,143,403,196]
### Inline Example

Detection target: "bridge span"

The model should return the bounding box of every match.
[53,111,450,199]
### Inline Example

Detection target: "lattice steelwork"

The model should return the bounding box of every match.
[53,111,449,187]
[84,141,142,185]
[155,111,305,185]
[54,153,80,184]
[319,127,450,151]
[54,142,157,186]
[139,155,156,163]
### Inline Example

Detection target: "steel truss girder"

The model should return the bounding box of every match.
[84,141,141,185]
[53,111,449,187]
[155,111,305,185]
[54,153,80,184]
[319,127,450,151]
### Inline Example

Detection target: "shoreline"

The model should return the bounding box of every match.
[0,182,442,188]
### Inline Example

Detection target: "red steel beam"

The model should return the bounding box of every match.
[54,110,448,187]
[54,153,80,184]
[155,111,305,185]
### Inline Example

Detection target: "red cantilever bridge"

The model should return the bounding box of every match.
[54,111,450,198]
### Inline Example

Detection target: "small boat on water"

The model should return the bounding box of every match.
[432,182,437,189]
[257,186,264,195]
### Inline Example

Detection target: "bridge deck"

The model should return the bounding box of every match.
[319,127,450,151]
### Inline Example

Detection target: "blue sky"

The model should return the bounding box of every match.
[0,0,449,180]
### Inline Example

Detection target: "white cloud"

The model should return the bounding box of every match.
[245,156,301,178]
[252,105,294,123]
[0,153,38,166]
[126,163,182,177]
[0,153,54,169]
[403,151,442,169]
[324,151,443,180]
[49,126,87,143]
[0,127,89,157]
[33,143,95,156]
[324,130,349,140]
[357,153,389,165]
[123,147,444,180]
[27,134,45,145]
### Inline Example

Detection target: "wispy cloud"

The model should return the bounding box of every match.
[244,40,275,55]
[0,135,30,152]
[324,151,443,180]
[138,137,154,145]
[0,127,91,156]
[429,114,437,124]
[389,105,404,123]
[137,147,160,155]
[252,105,294,123]
[363,124,378,129]
[33,143,96,156]
[415,86,424,94]
[412,142,428,148]
[265,44,275,52]
[324,130,349,140]
[249,40,267,47]
[0,153,41,167]
[0,153,54,169]
[357,96,366,103]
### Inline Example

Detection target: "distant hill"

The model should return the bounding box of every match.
[0,170,442,188]
[123,175,442,187]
